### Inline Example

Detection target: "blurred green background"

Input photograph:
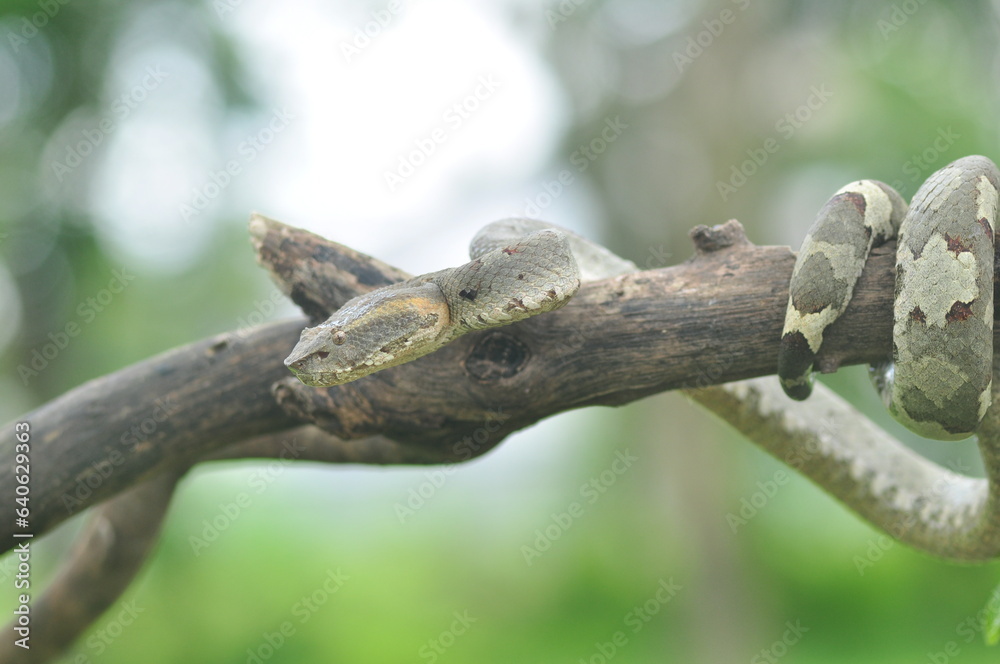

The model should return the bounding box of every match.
[3,0,1000,661]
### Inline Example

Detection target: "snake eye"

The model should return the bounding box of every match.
[332,330,346,345]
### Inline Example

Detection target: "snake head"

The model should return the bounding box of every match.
[284,282,451,387]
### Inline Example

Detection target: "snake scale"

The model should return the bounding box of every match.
[285,218,636,387]
[779,155,1000,440]
[286,155,999,442]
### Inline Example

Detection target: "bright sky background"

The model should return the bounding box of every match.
[89,0,576,275]
[81,0,651,519]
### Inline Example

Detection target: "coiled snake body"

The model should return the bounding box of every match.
[779,155,1000,440]
[286,156,1000,442]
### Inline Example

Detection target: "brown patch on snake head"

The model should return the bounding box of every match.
[505,298,527,312]
[459,288,478,301]
[839,191,867,217]
[946,301,974,322]
[944,233,973,254]
[909,306,926,324]
[977,217,994,243]
[502,246,520,255]
[546,289,558,300]
[517,273,525,280]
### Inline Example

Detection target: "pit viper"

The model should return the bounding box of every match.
[779,155,1000,440]
[284,218,637,387]
[285,156,1000,443]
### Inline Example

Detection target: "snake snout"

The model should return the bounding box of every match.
[283,282,453,387]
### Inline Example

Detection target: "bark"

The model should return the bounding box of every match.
[0,217,923,550]
[0,427,423,664]
[3,215,999,663]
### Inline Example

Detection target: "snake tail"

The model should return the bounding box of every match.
[778,179,907,399]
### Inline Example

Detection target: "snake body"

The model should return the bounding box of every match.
[286,155,999,442]
[285,219,636,386]
[779,155,1000,440]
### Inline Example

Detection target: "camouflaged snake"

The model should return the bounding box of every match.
[284,218,636,387]
[779,155,1000,440]
[285,157,1000,442]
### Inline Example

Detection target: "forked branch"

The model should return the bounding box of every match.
[4,215,1000,663]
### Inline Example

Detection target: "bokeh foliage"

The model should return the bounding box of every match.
[3,1,1000,662]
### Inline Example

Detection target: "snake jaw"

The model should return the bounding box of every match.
[284,281,451,387]
[284,220,623,388]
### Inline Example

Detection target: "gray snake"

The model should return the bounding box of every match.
[779,155,999,440]
[286,157,1000,443]
[284,218,636,387]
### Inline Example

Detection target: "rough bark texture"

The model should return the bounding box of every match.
[3,215,1000,663]
[0,218,928,549]
[1,426,421,664]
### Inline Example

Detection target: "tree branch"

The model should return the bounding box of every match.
[6,215,1000,662]
[0,426,425,664]
[686,372,1000,561]
[0,470,183,664]
[0,217,922,551]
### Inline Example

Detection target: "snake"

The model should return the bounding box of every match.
[284,218,637,387]
[285,155,999,443]
[778,155,1000,441]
